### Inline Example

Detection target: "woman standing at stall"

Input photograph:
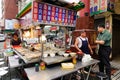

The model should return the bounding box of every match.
[10,33,22,47]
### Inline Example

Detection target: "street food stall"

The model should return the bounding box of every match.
[12,0,84,65]
[5,0,100,80]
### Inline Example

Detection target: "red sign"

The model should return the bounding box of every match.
[50,26,57,31]
[32,1,38,21]
[43,4,48,10]
[37,2,77,26]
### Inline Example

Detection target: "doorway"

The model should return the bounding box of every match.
[112,16,120,59]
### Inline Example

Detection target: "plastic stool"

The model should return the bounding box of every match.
[0,67,8,71]
[0,70,8,80]
[96,72,108,80]
[0,58,4,61]
[0,62,4,66]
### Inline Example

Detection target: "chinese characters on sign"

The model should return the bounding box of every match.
[33,1,38,21]
[99,0,107,12]
[32,1,77,27]
[90,0,108,16]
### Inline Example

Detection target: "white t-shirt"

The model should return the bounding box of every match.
[76,36,88,48]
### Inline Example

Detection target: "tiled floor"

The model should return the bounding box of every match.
[110,55,120,80]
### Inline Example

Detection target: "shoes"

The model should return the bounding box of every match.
[83,70,88,74]
[83,70,97,77]
[96,72,108,78]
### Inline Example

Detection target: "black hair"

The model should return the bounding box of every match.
[12,33,18,37]
[98,24,105,28]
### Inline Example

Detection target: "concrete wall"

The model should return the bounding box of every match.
[3,0,18,19]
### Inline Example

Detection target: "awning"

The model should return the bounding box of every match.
[39,0,85,11]
[16,2,32,18]
[2,29,16,33]
[16,1,84,19]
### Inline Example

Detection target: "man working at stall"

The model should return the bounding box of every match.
[74,30,93,55]
[10,33,22,47]
[74,30,93,75]
[95,24,112,80]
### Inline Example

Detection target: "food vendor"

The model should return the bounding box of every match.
[10,33,22,47]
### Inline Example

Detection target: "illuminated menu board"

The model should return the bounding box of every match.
[33,1,77,27]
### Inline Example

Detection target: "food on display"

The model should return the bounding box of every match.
[69,52,76,57]
[24,53,41,60]
[43,53,48,58]
[61,63,74,69]
[49,53,55,57]
[63,53,69,57]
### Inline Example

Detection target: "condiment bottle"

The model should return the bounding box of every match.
[40,62,46,70]
[72,56,77,64]
[35,64,39,72]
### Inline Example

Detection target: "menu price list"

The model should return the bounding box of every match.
[33,1,77,27]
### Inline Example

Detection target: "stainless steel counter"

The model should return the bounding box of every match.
[8,56,21,68]
[41,56,72,65]
[13,48,73,65]
[13,49,40,64]
[25,59,99,80]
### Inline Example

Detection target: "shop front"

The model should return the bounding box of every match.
[3,1,100,80]
[14,1,80,64]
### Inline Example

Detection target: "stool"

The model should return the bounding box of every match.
[2,67,8,70]
[0,62,4,66]
[0,58,4,62]
[96,72,108,80]
[0,70,8,80]
[0,67,8,71]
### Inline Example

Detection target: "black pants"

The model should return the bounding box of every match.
[98,46,112,80]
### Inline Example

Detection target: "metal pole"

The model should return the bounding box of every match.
[41,43,44,59]
[86,65,92,80]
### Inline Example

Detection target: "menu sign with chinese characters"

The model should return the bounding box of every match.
[90,0,110,16]
[33,1,77,27]
[33,1,38,21]
[90,0,100,16]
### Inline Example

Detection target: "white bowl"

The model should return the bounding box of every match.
[58,51,64,56]
[50,53,55,57]
[63,53,69,57]
[70,52,76,57]
[43,54,48,58]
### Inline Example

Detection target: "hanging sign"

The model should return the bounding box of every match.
[32,1,38,21]
[37,2,77,27]
[90,0,113,16]
[99,0,107,13]
[108,0,115,12]
[90,0,100,16]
